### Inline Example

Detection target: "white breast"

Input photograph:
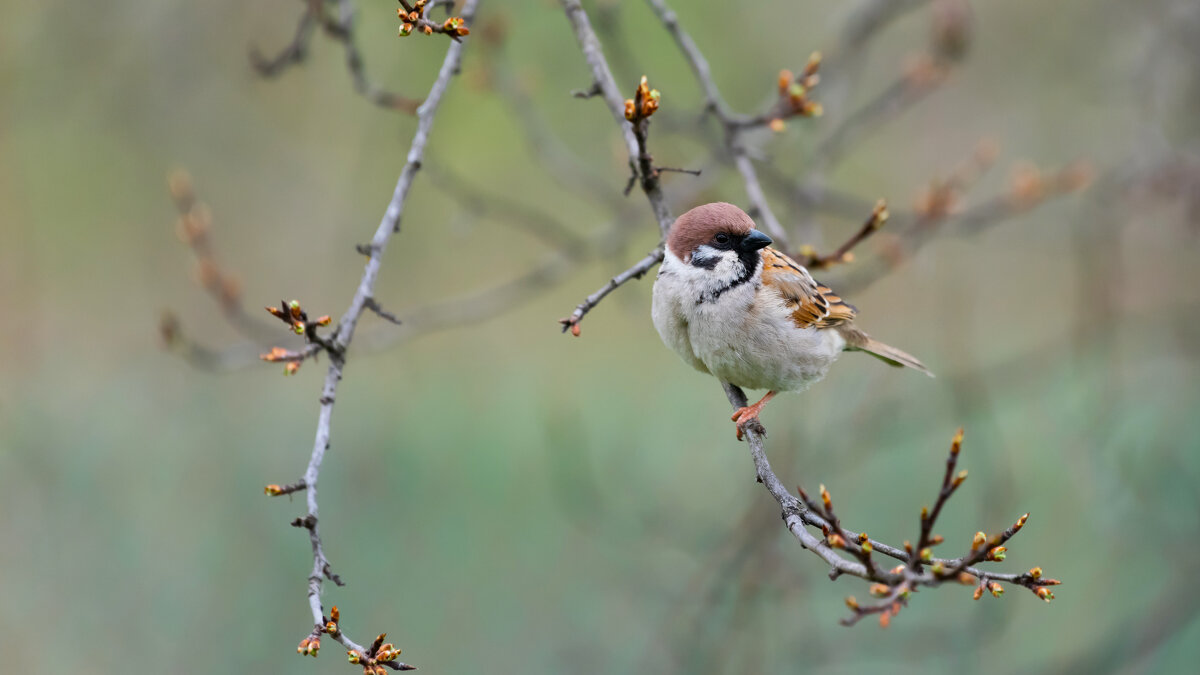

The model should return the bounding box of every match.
[652,250,845,392]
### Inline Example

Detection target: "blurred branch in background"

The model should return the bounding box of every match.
[250,0,469,114]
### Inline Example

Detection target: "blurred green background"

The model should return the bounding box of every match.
[2,0,1199,672]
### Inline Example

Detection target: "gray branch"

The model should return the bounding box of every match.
[289,0,480,664]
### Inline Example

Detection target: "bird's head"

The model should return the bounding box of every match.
[666,202,773,281]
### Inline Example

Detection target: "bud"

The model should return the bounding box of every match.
[827,533,845,549]
[777,69,793,94]
[845,595,859,610]
[931,561,945,575]
[988,582,1004,598]
[972,531,987,550]
[879,610,891,628]
[624,99,635,120]
[768,118,786,133]
[264,484,283,496]
[920,548,932,562]
[804,51,822,76]
[285,362,300,376]
[987,546,1007,562]
[348,650,362,664]
[930,534,944,546]
[297,638,310,654]
[973,586,983,600]
[870,584,889,597]
[399,23,413,36]
[1035,587,1054,602]
[1029,567,1042,580]
[872,199,889,227]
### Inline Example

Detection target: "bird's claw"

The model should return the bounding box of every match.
[731,407,762,441]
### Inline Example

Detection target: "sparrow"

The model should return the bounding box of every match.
[651,202,932,439]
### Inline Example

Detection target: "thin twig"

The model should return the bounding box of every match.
[558,247,664,335]
[268,0,479,665]
[560,0,674,236]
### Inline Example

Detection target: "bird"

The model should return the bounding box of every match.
[651,202,932,440]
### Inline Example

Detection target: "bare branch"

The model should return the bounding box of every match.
[249,3,317,77]
[559,247,664,336]
[252,0,431,114]
[812,57,948,168]
[723,384,1058,626]
[802,198,889,270]
[165,170,281,344]
[560,0,674,236]
[256,0,480,666]
[733,151,790,249]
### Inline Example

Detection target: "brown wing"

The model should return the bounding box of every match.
[760,247,857,328]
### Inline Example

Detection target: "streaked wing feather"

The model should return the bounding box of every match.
[760,248,856,328]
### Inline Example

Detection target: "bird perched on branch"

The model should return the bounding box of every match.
[651,202,931,440]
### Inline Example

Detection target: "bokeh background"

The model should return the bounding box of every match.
[3,0,1199,672]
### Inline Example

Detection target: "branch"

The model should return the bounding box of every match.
[811,56,948,168]
[558,247,664,336]
[801,198,889,270]
[723,384,1058,626]
[164,170,281,345]
[261,0,479,667]
[252,0,460,115]
[331,0,422,113]
[642,0,826,249]
[249,2,317,77]
[560,0,674,236]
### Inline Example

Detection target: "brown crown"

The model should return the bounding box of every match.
[667,202,756,260]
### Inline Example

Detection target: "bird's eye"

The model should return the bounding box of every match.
[713,233,731,246]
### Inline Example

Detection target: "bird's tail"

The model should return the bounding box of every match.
[849,337,934,377]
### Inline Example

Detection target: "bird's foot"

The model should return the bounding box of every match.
[730,391,776,441]
[731,407,766,441]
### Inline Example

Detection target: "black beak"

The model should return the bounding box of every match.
[740,229,773,252]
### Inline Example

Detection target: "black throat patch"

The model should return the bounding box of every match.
[695,248,762,304]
